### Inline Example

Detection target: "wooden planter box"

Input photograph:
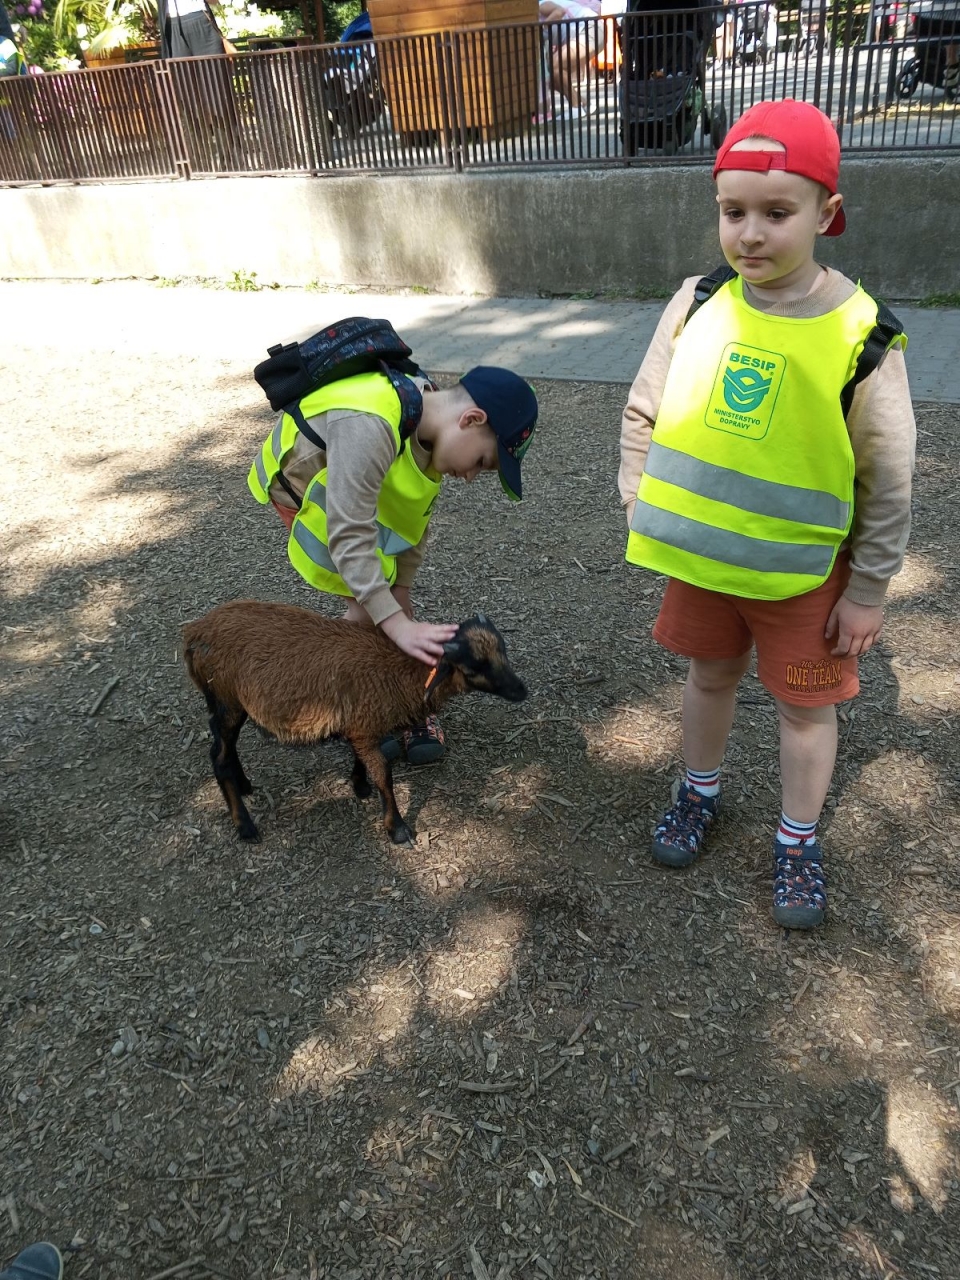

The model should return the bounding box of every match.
[82,44,155,70]
[368,0,541,141]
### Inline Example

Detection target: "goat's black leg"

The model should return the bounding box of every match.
[350,736,412,844]
[208,702,258,841]
[350,751,372,799]
[203,688,252,795]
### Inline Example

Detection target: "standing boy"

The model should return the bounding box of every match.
[619,100,915,929]
[249,360,537,764]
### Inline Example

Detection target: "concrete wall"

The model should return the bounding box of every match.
[1,156,957,298]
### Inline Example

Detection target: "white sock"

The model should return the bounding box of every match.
[686,766,720,798]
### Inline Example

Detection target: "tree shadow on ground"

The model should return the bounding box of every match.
[2,358,959,1279]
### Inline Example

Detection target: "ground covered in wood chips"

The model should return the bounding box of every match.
[2,347,960,1280]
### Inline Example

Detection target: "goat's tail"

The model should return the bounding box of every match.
[181,624,211,692]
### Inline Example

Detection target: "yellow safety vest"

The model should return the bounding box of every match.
[626,277,902,600]
[247,371,441,596]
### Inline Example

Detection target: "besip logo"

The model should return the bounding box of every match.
[722,363,774,414]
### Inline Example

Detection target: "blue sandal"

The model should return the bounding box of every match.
[773,840,826,929]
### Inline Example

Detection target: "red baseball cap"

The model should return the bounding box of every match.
[713,99,846,237]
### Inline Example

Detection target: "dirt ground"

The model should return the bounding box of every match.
[2,342,960,1280]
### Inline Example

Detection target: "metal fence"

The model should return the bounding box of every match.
[1,1,957,186]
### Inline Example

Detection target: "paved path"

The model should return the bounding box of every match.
[2,280,958,402]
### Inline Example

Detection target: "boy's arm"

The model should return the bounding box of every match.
[618,280,698,522]
[825,344,915,656]
[324,410,407,625]
[844,344,916,606]
[326,413,457,663]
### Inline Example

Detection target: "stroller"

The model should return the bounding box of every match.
[619,0,727,155]
[734,1,778,65]
[896,5,960,102]
[324,10,386,140]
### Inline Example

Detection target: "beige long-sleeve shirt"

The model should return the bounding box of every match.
[269,410,438,626]
[617,267,916,608]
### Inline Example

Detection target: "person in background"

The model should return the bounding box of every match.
[0,0,25,76]
[538,0,602,119]
[945,43,959,98]
[157,0,232,57]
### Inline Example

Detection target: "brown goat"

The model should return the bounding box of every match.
[182,602,526,844]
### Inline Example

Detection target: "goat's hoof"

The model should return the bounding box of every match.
[237,819,261,842]
[389,822,414,845]
[239,777,254,797]
[352,779,372,799]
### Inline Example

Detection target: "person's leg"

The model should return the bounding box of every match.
[776,699,837,825]
[649,579,754,866]
[551,45,580,108]
[652,653,751,866]
[771,699,836,928]
[682,653,752,773]
[748,556,859,929]
[945,43,959,95]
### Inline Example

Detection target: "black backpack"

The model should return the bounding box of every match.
[253,316,428,451]
[685,265,904,418]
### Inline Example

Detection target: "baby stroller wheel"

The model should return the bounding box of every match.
[896,59,920,100]
[708,103,727,149]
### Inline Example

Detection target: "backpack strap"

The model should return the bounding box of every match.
[283,362,426,458]
[839,302,905,419]
[685,264,738,325]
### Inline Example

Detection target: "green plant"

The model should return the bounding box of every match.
[226,268,261,292]
[51,0,157,58]
[918,292,960,309]
[321,0,360,42]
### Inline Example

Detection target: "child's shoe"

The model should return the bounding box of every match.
[772,840,826,929]
[379,733,402,762]
[1,1242,63,1280]
[402,715,446,766]
[651,781,720,867]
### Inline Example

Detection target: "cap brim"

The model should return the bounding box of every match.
[498,441,522,502]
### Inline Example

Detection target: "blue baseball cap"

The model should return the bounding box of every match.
[459,366,538,501]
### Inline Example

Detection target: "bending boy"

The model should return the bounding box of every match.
[250,359,537,764]
[619,100,915,929]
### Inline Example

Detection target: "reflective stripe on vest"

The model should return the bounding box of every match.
[626,278,889,600]
[248,413,298,504]
[291,479,418,571]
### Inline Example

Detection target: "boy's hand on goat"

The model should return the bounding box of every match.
[381,612,459,665]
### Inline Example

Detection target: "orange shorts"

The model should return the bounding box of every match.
[271,497,297,533]
[652,554,859,707]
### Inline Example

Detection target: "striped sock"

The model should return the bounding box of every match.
[777,812,818,847]
[686,765,721,798]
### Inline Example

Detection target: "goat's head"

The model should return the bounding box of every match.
[430,613,527,704]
